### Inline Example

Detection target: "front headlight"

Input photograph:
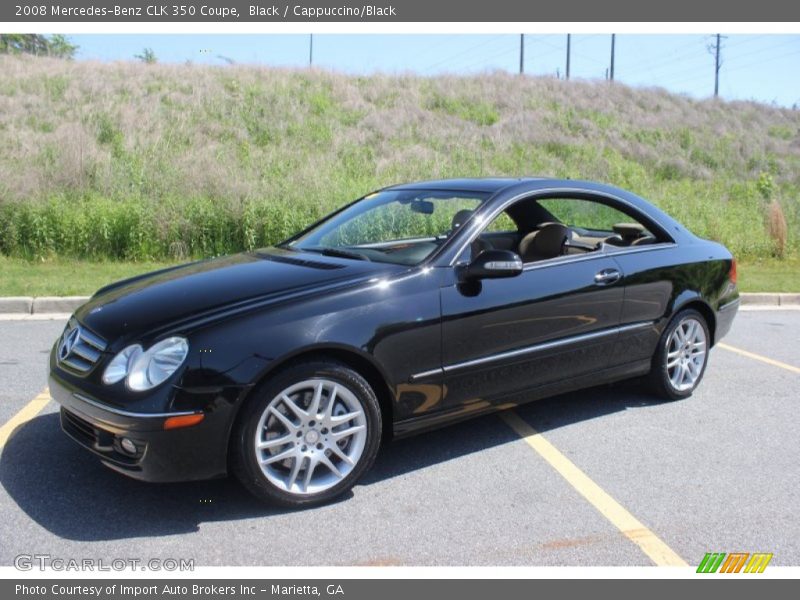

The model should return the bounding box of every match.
[103,337,189,392]
[102,344,143,385]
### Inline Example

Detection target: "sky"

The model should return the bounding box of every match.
[68,34,800,107]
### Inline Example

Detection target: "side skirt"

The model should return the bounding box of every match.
[392,359,652,439]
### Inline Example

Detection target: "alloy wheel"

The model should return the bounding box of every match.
[254,378,367,495]
[666,317,707,392]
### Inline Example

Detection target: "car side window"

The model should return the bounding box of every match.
[460,210,521,263]
[536,198,644,234]
[459,194,663,266]
[483,212,516,233]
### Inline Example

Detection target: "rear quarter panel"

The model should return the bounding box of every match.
[609,239,737,364]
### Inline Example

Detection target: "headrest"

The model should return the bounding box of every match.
[533,223,569,257]
[451,209,474,231]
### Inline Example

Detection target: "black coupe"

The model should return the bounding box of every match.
[49,178,740,506]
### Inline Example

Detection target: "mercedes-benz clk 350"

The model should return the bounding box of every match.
[49,178,739,507]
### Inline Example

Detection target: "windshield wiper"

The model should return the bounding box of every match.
[304,247,371,262]
[321,248,372,262]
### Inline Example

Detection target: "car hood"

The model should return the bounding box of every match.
[74,248,400,344]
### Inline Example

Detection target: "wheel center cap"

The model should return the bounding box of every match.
[304,430,320,444]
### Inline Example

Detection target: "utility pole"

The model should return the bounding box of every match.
[609,34,616,81]
[566,34,571,80]
[309,33,313,67]
[713,33,720,97]
[519,34,524,75]
[707,34,725,98]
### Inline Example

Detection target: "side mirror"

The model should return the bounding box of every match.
[462,249,523,280]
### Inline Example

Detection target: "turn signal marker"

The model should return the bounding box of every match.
[163,413,205,430]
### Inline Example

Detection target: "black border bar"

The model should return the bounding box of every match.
[3,0,800,22]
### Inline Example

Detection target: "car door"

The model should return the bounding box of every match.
[439,251,624,411]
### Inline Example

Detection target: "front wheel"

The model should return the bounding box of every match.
[648,309,710,400]
[232,360,382,508]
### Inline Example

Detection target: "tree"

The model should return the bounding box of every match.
[135,48,157,64]
[47,34,78,59]
[0,34,78,59]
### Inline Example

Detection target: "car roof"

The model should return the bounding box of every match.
[385,177,545,194]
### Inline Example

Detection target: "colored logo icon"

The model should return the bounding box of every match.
[697,552,773,573]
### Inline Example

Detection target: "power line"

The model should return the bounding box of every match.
[722,34,769,50]
[658,47,800,100]
[430,37,513,74]
[723,47,800,74]
[421,35,507,73]
[516,38,563,75]
[620,38,708,78]
[468,44,519,71]
[572,34,602,46]
[655,37,800,89]
[724,36,799,60]
[571,47,606,66]
[621,35,798,86]
[423,35,508,72]
[404,35,459,65]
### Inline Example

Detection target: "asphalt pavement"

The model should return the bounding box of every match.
[0,310,797,566]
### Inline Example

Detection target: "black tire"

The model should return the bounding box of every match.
[648,308,711,401]
[231,359,382,508]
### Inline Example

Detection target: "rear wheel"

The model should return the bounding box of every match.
[648,309,710,400]
[232,360,382,507]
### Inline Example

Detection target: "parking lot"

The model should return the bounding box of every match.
[0,309,798,567]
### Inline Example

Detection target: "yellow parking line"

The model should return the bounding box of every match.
[718,342,800,374]
[0,388,51,450]
[500,411,688,567]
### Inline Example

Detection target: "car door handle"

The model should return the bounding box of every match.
[594,268,621,286]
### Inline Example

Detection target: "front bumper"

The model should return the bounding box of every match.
[49,373,233,482]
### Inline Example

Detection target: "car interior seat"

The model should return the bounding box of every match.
[518,223,569,262]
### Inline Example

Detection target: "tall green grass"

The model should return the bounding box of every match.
[0,195,319,260]
[0,55,798,261]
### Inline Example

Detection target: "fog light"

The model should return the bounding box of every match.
[119,437,138,455]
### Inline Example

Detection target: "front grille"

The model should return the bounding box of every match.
[56,317,107,374]
[61,408,99,447]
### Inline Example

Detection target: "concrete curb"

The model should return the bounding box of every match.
[739,293,800,306]
[0,297,34,314]
[740,293,778,306]
[32,296,90,314]
[1,296,89,315]
[0,293,798,315]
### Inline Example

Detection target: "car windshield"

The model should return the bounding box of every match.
[285,189,490,265]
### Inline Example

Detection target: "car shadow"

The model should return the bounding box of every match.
[0,379,668,542]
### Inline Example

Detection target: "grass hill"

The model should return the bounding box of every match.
[0,54,798,263]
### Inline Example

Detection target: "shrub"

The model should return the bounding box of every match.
[767,200,788,258]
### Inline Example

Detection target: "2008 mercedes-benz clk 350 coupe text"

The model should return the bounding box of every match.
[50,178,740,507]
